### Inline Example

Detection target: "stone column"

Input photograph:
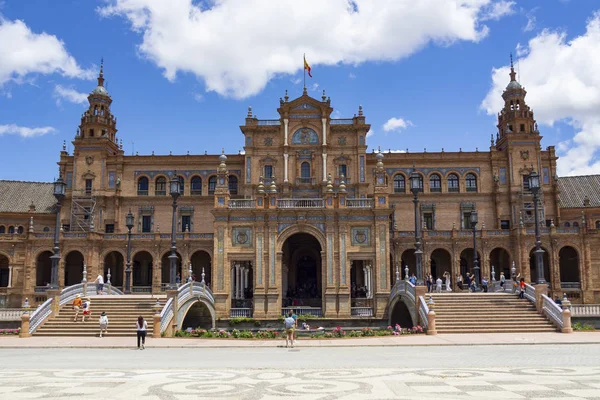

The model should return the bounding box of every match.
[284,118,289,146]
[321,118,327,145]
[363,266,368,296]
[231,264,236,299]
[283,153,289,183]
[322,153,327,181]
[7,266,12,288]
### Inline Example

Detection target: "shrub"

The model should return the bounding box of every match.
[332,326,346,338]
[361,327,375,337]
[0,328,20,335]
[347,330,363,337]
[573,322,595,331]
[228,317,260,326]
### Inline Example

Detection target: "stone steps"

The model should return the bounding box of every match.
[427,293,557,333]
[34,297,164,337]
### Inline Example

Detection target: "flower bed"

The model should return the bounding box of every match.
[173,324,424,339]
[0,328,20,335]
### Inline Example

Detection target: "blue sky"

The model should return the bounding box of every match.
[1,0,599,182]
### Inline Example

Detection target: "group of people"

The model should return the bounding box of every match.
[425,272,453,293]
[72,293,148,348]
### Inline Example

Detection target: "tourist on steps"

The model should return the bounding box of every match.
[426,274,432,293]
[481,277,489,292]
[99,312,109,338]
[81,297,92,322]
[444,271,452,292]
[136,316,148,350]
[456,274,463,291]
[72,294,82,322]
[94,274,104,295]
[435,277,442,293]
[519,278,526,299]
[499,272,506,292]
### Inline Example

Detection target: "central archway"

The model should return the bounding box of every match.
[64,251,84,286]
[282,233,322,308]
[36,251,53,287]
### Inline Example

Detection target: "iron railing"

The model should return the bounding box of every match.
[228,199,256,209]
[351,307,373,317]
[281,307,322,317]
[277,198,324,209]
[230,308,253,318]
[346,198,373,208]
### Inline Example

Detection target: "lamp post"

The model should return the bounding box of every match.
[169,173,181,289]
[470,210,480,286]
[125,209,134,294]
[410,169,423,285]
[529,170,546,284]
[50,176,66,288]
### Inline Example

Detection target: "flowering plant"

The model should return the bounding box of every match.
[0,328,19,335]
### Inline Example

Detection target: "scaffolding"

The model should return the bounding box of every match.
[70,191,97,232]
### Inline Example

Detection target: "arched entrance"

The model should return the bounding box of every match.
[0,254,9,287]
[282,233,322,308]
[401,249,416,278]
[559,246,580,285]
[529,247,551,284]
[161,251,182,284]
[64,251,84,286]
[36,251,53,286]
[132,251,153,289]
[490,248,511,281]
[181,302,213,330]
[190,250,211,285]
[430,249,451,281]
[104,251,124,288]
[351,260,369,300]
[459,248,481,278]
[390,300,414,328]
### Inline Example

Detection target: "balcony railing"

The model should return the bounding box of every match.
[277,198,324,209]
[330,119,354,125]
[281,307,322,317]
[571,304,600,317]
[346,198,373,208]
[296,177,316,185]
[334,178,352,185]
[257,119,281,126]
[137,190,149,196]
[561,282,582,289]
[351,307,373,317]
[230,308,253,318]
[228,199,256,209]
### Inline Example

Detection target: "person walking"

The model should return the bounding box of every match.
[291,309,298,345]
[456,274,463,291]
[81,297,92,322]
[435,277,442,293]
[72,294,82,322]
[444,272,452,292]
[481,276,489,293]
[426,274,432,293]
[99,312,109,338]
[284,311,296,348]
[136,316,148,350]
[499,272,506,292]
[94,274,104,295]
[519,277,526,299]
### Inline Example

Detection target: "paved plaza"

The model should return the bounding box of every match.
[1,342,600,399]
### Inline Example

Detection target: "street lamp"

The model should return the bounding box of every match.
[529,170,546,284]
[410,169,423,285]
[470,209,480,286]
[124,209,134,294]
[50,175,66,288]
[169,173,181,289]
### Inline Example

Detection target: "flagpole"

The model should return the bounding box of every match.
[303,53,306,90]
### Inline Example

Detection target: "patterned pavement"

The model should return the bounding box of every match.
[1,367,600,399]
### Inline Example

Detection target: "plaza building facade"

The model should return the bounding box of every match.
[1,64,600,320]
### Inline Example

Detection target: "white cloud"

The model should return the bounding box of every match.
[98,0,511,99]
[53,84,88,105]
[366,128,374,137]
[523,8,537,32]
[193,92,204,102]
[0,123,55,138]
[348,72,357,79]
[290,77,301,85]
[383,117,413,132]
[309,82,319,92]
[0,17,94,86]
[482,1,515,21]
[481,12,600,176]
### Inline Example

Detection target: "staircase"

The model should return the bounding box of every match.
[34,296,165,337]
[430,293,557,333]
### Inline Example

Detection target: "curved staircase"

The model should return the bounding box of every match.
[430,293,557,333]
[34,296,166,337]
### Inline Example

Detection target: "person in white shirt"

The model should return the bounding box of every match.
[94,274,104,295]
[136,316,148,350]
[284,311,296,348]
[99,312,109,338]
[436,277,443,293]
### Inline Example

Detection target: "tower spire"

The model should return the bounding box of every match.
[509,53,517,82]
[98,58,105,87]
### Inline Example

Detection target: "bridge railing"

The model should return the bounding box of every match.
[541,294,563,329]
[418,296,429,329]
[524,283,536,304]
[159,298,174,334]
[28,298,53,334]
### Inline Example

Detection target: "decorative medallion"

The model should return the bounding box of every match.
[264,137,273,146]
[236,231,248,244]
[232,227,253,247]
[520,150,530,160]
[351,227,370,246]
[291,128,319,145]
[355,230,367,244]
[338,136,347,145]
[85,156,94,165]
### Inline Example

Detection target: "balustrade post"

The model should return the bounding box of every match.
[561,294,573,333]
[153,300,162,338]
[426,296,437,336]
[19,298,31,338]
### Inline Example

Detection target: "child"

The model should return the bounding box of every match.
[99,312,109,338]
[81,297,91,322]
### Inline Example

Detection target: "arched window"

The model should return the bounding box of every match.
[430,174,441,192]
[177,176,185,195]
[17,226,23,234]
[564,222,571,228]
[208,176,217,195]
[8,226,14,234]
[448,174,459,192]
[155,177,166,196]
[137,177,149,196]
[596,220,600,229]
[191,176,202,195]
[43,227,50,232]
[339,164,347,178]
[301,162,311,179]
[0,226,4,234]
[229,175,238,195]
[393,175,405,193]
[573,222,579,228]
[415,175,424,192]
[466,173,477,192]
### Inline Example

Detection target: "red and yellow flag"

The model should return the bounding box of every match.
[304,55,312,78]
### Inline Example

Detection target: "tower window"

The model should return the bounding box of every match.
[208,176,217,195]
[181,215,191,232]
[423,212,433,230]
[85,179,93,194]
[429,174,441,193]
[89,129,94,137]
[466,174,477,192]
[229,175,238,195]
[448,174,459,193]
[501,220,510,229]
[520,124,525,132]
[393,174,405,193]
[105,224,114,233]
[522,176,530,192]
[191,176,202,196]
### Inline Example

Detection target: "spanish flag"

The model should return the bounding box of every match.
[304,55,312,78]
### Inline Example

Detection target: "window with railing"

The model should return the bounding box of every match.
[339,164,347,178]
[155,177,167,196]
[137,176,149,196]
[85,179,93,195]
[142,215,152,233]
[429,174,441,193]
[393,174,405,193]
[301,162,311,178]
[448,174,459,193]
[466,173,477,192]
[105,224,114,233]
[423,212,433,230]
[522,175,530,192]
[191,176,202,195]
[229,175,238,195]
[264,165,273,179]
[208,176,217,195]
